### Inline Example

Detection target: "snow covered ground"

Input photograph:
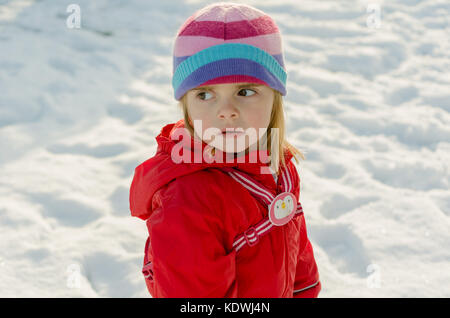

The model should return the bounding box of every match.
[0,0,449,297]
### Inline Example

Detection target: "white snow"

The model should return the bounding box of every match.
[0,0,449,297]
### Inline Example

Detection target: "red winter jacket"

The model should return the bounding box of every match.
[129,119,321,298]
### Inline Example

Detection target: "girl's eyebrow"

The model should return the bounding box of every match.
[191,84,263,91]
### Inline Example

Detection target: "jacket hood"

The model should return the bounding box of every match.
[129,119,293,220]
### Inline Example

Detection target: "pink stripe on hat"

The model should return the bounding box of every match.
[194,3,265,22]
[179,16,279,39]
[173,33,283,57]
[198,75,268,87]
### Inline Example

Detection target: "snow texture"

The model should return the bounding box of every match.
[0,0,449,297]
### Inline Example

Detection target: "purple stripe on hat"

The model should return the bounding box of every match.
[174,53,285,72]
[174,58,286,100]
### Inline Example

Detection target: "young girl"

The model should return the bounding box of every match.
[129,2,321,298]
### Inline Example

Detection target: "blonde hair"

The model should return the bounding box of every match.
[178,89,305,176]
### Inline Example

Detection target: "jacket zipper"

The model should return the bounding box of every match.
[282,225,290,297]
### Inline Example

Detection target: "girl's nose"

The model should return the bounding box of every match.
[217,102,239,120]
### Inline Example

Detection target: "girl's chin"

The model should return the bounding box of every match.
[207,140,264,154]
[206,134,243,151]
[214,147,248,154]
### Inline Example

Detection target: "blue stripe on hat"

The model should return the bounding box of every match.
[173,53,286,72]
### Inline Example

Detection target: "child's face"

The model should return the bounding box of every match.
[185,83,274,153]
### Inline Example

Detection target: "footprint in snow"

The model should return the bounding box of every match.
[46,142,128,158]
[27,192,102,227]
[308,222,371,278]
[320,193,379,219]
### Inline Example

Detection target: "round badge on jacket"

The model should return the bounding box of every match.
[268,192,296,226]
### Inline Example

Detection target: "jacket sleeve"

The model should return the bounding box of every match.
[292,214,321,298]
[144,185,237,298]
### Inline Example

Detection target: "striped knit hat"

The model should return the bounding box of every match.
[172,2,287,101]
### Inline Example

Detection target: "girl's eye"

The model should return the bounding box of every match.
[238,89,256,97]
[197,91,213,101]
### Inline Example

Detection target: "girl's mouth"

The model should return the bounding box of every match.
[220,128,245,136]
[222,131,244,136]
